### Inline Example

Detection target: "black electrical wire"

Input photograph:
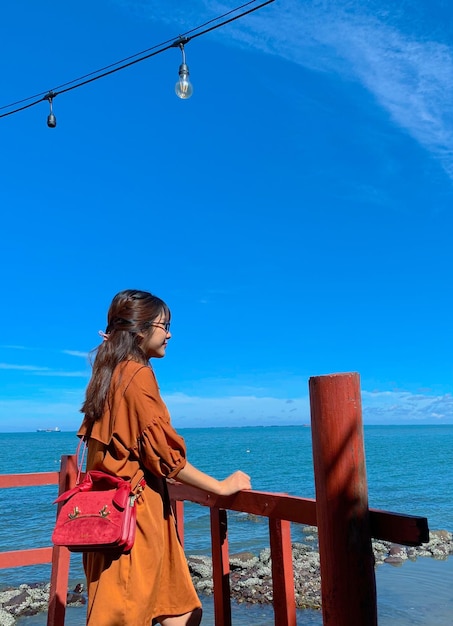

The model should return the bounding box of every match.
[0,0,274,120]
[188,0,273,41]
[0,0,262,111]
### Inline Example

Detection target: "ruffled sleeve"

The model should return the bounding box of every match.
[121,364,187,479]
[138,422,187,478]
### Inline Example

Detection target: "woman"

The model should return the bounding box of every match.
[78,289,251,626]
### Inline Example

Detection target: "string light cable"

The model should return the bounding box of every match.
[0,0,275,124]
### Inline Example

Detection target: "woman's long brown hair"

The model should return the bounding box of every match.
[81,289,170,424]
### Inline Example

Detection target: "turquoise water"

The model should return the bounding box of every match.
[1,425,452,624]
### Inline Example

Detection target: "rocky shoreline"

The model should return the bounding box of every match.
[1,528,451,625]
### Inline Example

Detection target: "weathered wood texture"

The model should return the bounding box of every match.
[309,372,377,626]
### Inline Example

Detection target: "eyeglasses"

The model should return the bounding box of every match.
[150,321,171,333]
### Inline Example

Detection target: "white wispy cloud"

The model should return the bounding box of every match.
[0,363,50,372]
[121,0,453,180]
[362,390,453,423]
[166,392,311,427]
[1,345,89,358]
[165,388,453,427]
[62,350,89,358]
[0,362,89,377]
[0,384,451,431]
[33,370,90,378]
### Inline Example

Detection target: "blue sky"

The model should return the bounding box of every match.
[0,0,452,431]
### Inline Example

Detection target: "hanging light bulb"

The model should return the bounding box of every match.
[175,43,193,100]
[46,92,57,128]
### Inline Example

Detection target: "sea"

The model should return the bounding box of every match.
[1,425,452,625]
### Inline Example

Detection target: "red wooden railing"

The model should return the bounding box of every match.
[0,373,430,626]
[167,485,428,626]
[0,454,77,626]
[0,470,59,569]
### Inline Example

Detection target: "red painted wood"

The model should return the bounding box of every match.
[210,508,232,626]
[47,546,71,626]
[269,518,296,626]
[369,508,429,545]
[0,547,52,569]
[167,484,428,546]
[309,373,377,626]
[47,455,77,626]
[168,485,318,526]
[172,498,185,549]
[0,472,59,488]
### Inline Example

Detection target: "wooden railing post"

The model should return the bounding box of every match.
[47,454,77,626]
[309,373,377,626]
[171,498,185,549]
[210,507,232,626]
[269,518,296,626]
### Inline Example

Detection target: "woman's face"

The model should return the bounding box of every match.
[139,313,171,359]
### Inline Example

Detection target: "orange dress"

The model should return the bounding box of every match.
[77,360,201,626]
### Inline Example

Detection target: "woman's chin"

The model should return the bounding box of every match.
[150,349,166,359]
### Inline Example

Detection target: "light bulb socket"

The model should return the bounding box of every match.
[47,113,57,128]
[178,63,190,77]
[175,44,193,99]
[46,92,57,128]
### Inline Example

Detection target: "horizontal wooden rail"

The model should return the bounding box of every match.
[169,484,318,524]
[369,508,429,546]
[0,472,60,488]
[0,471,60,571]
[0,547,53,569]
[168,483,429,546]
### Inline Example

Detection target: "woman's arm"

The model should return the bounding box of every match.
[176,461,251,496]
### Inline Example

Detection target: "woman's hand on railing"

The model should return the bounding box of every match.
[176,462,251,496]
[219,470,251,496]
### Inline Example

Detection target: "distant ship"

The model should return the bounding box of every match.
[36,427,61,432]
